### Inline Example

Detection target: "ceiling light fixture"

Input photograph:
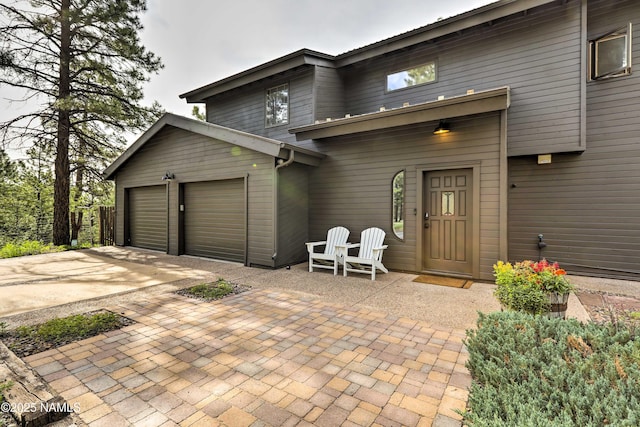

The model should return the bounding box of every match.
[433,120,451,135]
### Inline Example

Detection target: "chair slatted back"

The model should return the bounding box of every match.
[358,227,386,260]
[324,226,350,255]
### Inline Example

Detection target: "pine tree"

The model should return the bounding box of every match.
[0,0,163,245]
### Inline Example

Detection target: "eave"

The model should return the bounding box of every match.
[179,49,335,103]
[103,113,325,180]
[289,87,511,141]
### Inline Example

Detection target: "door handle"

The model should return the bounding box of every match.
[424,212,429,228]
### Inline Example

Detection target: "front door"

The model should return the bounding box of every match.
[423,169,473,275]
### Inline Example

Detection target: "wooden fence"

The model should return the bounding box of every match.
[99,206,115,246]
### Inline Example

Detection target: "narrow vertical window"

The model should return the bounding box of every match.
[392,170,405,240]
[266,83,289,127]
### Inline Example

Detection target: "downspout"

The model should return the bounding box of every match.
[272,149,295,264]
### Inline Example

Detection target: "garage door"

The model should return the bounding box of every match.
[184,179,245,262]
[128,185,167,251]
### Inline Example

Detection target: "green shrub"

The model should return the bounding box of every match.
[463,312,640,426]
[0,240,65,258]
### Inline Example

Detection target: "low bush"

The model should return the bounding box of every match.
[0,240,64,258]
[463,311,640,426]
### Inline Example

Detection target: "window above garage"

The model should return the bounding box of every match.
[266,83,289,127]
[589,23,632,80]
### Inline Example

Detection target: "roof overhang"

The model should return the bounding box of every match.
[103,113,325,180]
[180,49,335,103]
[289,87,511,141]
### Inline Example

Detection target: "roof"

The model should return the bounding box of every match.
[180,0,555,102]
[180,49,335,103]
[103,113,325,180]
[289,87,511,140]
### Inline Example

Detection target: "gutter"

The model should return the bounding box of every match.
[272,149,295,263]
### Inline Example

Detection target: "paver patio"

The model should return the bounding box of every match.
[24,288,470,426]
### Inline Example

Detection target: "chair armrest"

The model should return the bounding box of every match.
[372,245,388,261]
[336,243,359,251]
[306,241,327,253]
[336,243,359,255]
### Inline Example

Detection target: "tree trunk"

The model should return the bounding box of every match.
[70,149,84,242]
[52,0,71,246]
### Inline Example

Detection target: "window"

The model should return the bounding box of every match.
[590,23,632,80]
[386,62,436,91]
[265,84,289,127]
[392,170,405,240]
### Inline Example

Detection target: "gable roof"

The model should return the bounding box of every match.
[180,49,334,103]
[180,0,555,102]
[103,113,325,180]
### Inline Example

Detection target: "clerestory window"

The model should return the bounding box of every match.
[589,23,632,80]
[386,62,436,92]
[265,84,289,127]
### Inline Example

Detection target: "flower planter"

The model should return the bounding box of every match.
[494,259,574,317]
[547,292,569,319]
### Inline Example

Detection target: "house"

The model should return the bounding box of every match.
[104,0,640,281]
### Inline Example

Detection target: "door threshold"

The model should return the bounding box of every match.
[420,270,472,280]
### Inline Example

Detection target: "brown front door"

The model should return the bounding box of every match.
[423,169,473,275]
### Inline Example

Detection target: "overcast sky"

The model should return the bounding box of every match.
[1,0,495,156]
[140,0,496,115]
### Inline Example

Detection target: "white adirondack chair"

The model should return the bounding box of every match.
[339,227,389,280]
[306,226,350,275]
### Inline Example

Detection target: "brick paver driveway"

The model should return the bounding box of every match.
[25,289,470,426]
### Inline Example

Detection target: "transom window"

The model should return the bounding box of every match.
[386,62,436,92]
[265,84,289,127]
[589,23,632,80]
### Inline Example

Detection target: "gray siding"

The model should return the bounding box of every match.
[113,126,275,267]
[206,67,314,145]
[341,1,583,156]
[276,163,310,267]
[508,0,640,278]
[314,66,345,122]
[308,113,501,280]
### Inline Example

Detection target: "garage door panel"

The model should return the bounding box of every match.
[128,186,166,251]
[184,179,245,262]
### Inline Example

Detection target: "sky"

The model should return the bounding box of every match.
[140,0,495,116]
[1,0,495,157]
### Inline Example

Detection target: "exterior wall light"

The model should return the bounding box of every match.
[162,171,175,181]
[433,120,451,135]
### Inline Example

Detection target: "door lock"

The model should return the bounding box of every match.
[424,212,430,229]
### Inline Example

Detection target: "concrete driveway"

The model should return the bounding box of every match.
[0,248,202,318]
[0,246,505,330]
